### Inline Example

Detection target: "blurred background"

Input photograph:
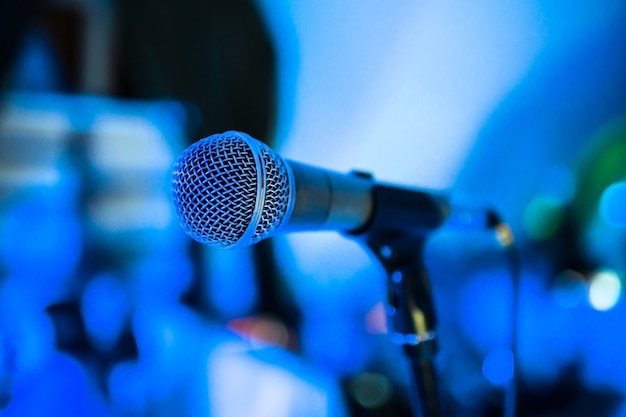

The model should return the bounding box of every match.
[1,0,625,416]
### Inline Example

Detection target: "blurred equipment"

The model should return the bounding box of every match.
[0,0,351,416]
[0,91,189,415]
[451,12,626,416]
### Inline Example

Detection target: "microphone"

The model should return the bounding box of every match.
[170,130,511,417]
[171,130,491,249]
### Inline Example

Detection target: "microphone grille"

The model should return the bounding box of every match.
[171,131,292,248]
[253,146,292,242]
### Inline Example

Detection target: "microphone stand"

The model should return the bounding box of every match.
[353,183,448,417]
[363,232,441,417]
[352,182,517,417]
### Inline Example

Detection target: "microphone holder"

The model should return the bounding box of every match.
[352,182,516,417]
[365,233,441,417]
[353,183,448,417]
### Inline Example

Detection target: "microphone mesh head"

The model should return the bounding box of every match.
[171,131,292,248]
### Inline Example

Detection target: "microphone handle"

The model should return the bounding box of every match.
[284,161,492,238]
[282,161,374,232]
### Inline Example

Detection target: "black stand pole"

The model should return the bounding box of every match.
[352,183,448,417]
[351,182,518,417]
[364,233,442,417]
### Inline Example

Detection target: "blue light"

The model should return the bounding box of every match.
[300,316,371,376]
[600,181,626,226]
[551,269,587,308]
[482,348,514,386]
[203,246,258,319]
[458,270,514,351]
[107,361,147,415]
[132,252,193,303]
[3,354,107,417]
[7,30,63,91]
[0,190,82,304]
[81,273,130,351]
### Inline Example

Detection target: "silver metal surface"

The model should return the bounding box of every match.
[171,131,293,248]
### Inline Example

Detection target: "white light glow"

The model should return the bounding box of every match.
[588,269,622,311]
[208,343,336,417]
[90,114,173,172]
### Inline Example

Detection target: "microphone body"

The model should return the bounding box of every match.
[283,161,374,233]
[171,130,484,249]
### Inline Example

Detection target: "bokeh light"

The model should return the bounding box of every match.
[600,182,626,226]
[588,269,622,311]
[482,348,514,386]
